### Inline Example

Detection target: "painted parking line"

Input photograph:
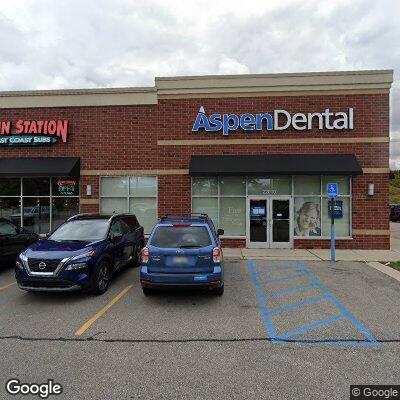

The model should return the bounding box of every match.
[75,284,134,336]
[248,259,379,347]
[0,282,16,292]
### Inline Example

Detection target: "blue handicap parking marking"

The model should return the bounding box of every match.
[247,259,379,347]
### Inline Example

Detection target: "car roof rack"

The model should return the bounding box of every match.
[159,213,209,222]
[67,213,98,221]
[67,213,134,222]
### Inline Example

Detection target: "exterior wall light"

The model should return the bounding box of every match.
[86,185,92,196]
[368,182,374,196]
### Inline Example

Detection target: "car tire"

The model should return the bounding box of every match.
[133,242,143,267]
[90,260,111,295]
[142,287,155,296]
[213,284,224,296]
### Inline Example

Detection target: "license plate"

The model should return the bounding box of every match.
[172,256,189,265]
[194,275,207,281]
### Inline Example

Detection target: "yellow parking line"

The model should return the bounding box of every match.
[75,284,134,336]
[0,282,16,292]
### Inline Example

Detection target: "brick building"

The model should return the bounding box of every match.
[0,70,393,249]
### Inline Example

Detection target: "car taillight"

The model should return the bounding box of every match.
[213,247,222,263]
[141,247,149,263]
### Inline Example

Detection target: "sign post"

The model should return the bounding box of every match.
[327,183,339,262]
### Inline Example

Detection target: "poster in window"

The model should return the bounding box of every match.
[294,197,321,236]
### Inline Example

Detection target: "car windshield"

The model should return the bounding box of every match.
[150,226,212,248]
[49,219,109,242]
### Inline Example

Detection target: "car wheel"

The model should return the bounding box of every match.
[91,260,111,295]
[213,284,224,296]
[133,242,143,267]
[142,287,155,295]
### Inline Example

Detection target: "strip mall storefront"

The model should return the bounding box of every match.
[0,70,393,249]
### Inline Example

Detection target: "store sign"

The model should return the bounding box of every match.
[0,120,69,146]
[55,179,78,196]
[192,106,354,136]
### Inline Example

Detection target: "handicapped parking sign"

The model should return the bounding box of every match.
[327,183,339,198]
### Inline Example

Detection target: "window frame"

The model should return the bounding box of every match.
[0,177,80,233]
[292,175,352,240]
[192,175,352,240]
[99,175,158,235]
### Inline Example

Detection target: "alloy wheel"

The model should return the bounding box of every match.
[97,263,110,291]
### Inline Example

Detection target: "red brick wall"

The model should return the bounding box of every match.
[0,93,390,248]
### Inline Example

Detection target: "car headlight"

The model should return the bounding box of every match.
[65,250,96,271]
[15,260,24,270]
[69,250,96,262]
[65,262,87,271]
[19,253,28,262]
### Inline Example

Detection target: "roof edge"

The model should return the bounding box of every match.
[0,69,393,108]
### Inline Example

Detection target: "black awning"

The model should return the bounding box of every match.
[189,154,363,176]
[0,157,80,178]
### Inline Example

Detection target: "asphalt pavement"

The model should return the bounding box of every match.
[0,258,399,399]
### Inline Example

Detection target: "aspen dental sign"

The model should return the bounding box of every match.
[0,120,69,146]
[192,106,354,136]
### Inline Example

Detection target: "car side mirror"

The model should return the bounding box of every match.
[16,226,23,234]
[217,229,224,236]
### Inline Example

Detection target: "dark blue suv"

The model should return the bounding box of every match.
[140,214,224,295]
[15,214,144,295]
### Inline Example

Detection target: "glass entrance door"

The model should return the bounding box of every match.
[247,197,292,248]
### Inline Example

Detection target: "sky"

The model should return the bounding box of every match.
[0,0,398,165]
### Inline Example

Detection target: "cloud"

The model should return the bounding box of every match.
[0,0,398,161]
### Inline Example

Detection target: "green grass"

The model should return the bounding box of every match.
[387,262,400,271]
[389,185,400,204]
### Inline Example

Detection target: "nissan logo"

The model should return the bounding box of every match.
[38,262,47,270]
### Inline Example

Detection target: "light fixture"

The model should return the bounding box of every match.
[368,182,374,196]
[86,185,92,196]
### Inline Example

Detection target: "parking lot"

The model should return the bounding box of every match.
[1,258,400,399]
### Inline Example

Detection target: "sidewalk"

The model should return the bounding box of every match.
[223,248,400,262]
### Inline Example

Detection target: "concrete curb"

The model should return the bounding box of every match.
[366,262,400,283]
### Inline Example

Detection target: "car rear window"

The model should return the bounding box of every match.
[150,226,212,248]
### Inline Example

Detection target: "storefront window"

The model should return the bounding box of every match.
[294,176,320,195]
[129,198,157,234]
[321,197,350,237]
[100,198,127,215]
[192,175,352,239]
[0,178,79,233]
[247,176,292,195]
[23,178,50,196]
[129,176,157,196]
[219,177,246,196]
[192,177,218,196]
[0,179,20,196]
[293,176,351,238]
[100,176,157,234]
[192,197,218,226]
[0,198,21,222]
[23,198,51,234]
[100,177,128,196]
[220,197,246,236]
[52,198,80,230]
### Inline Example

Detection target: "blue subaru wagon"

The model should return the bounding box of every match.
[140,214,224,295]
[15,214,144,295]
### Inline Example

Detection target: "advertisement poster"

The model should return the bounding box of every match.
[294,197,321,236]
